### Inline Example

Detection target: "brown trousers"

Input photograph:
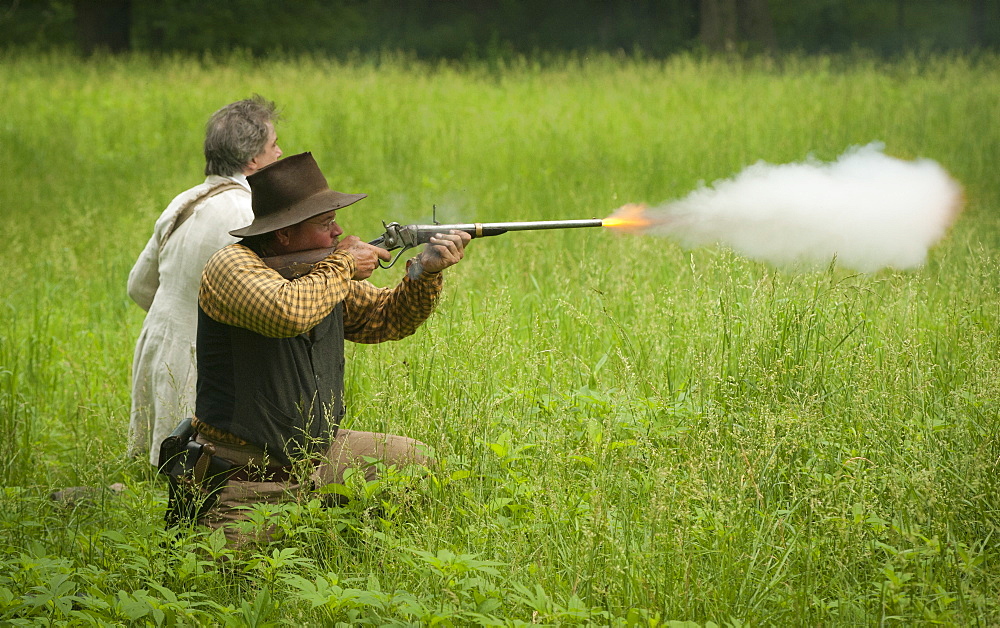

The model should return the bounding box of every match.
[194,429,431,545]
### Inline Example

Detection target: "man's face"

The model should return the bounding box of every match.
[283,210,343,251]
[247,122,282,173]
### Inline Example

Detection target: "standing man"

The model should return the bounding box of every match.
[188,152,469,542]
[128,95,283,465]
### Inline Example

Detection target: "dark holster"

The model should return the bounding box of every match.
[158,418,236,526]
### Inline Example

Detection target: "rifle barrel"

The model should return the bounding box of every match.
[424,219,604,237]
[369,218,605,253]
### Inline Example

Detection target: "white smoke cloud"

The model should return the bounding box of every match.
[639,143,963,272]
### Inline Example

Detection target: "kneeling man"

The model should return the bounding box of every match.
[189,152,469,542]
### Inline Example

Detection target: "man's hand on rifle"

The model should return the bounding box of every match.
[337,235,392,280]
[417,230,471,274]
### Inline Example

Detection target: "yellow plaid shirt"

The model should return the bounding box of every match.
[199,243,442,341]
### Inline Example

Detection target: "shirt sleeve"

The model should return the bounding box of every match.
[200,244,442,342]
[343,260,443,344]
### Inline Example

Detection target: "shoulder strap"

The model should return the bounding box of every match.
[160,181,245,250]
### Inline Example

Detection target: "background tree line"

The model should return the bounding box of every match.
[2,0,998,59]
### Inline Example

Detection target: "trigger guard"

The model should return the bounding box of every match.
[379,247,410,269]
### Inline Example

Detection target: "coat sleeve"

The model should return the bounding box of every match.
[127,232,161,312]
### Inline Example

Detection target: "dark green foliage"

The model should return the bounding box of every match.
[1,0,997,57]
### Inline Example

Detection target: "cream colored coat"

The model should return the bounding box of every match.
[128,175,253,465]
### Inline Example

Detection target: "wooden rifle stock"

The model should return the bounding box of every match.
[261,247,335,280]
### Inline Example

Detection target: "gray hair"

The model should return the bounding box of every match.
[203,95,280,176]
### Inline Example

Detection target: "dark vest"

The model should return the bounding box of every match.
[195,304,345,465]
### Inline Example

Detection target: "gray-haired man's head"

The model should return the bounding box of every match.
[204,95,282,177]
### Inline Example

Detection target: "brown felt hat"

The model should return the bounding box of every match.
[230,152,367,237]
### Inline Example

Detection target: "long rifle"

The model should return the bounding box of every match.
[262,218,605,279]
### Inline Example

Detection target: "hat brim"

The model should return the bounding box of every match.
[230,190,367,237]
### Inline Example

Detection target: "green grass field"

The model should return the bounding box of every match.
[0,50,998,625]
